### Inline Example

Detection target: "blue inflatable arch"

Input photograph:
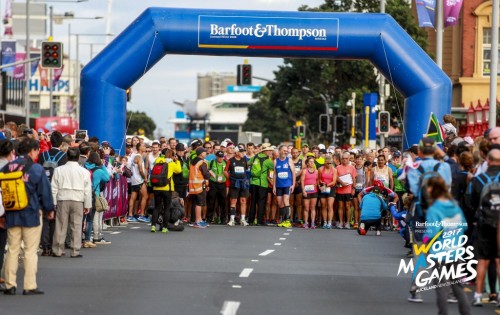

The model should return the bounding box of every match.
[81,7,451,150]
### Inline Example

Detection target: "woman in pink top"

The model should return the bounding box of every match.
[318,155,337,229]
[335,152,357,229]
[301,156,318,229]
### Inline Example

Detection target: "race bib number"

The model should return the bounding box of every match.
[322,187,331,194]
[217,176,223,182]
[278,172,289,179]
[295,166,301,173]
[304,185,315,192]
[234,166,245,174]
[355,183,363,190]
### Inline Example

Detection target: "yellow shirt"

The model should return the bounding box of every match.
[152,157,182,191]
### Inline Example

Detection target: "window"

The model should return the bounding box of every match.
[482,28,500,76]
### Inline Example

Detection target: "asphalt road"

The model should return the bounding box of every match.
[1,222,496,315]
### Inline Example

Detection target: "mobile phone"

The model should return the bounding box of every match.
[74,129,88,140]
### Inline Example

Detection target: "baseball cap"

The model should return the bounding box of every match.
[175,143,185,151]
[261,143,273,151]
[215,150,224,158]
[152,140,160,145]
[393,151,401,158]
[302,143,309,148]
[419,137,437,154]
[195,147,207,156]
[318,144,326,150]
[226,142,235,148]
[220,140,228,147]
[235,144,246,152]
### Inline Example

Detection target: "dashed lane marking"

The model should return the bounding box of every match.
[251,260,259,262]
[239,268,253,278]
[274,243,281,246]
[283,233,290,236]
[279,238,286,240]
[221,301,240,315]
[110,232,121,234]
[287,229,292,232]
[258,250,275,256]
[232,285,242,289]
[130,227,141,230]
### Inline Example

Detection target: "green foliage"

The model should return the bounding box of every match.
[244,0,428,145]
[126,110,156,139]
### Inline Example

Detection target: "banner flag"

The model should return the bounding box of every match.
[1,40,16,73]
[416,0,436,28]
[444,0,463,28]
[53,66,64,87]
[39,67,48,87]
[13,53,25,80]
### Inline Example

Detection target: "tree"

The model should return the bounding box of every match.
[126,110,156,139]
[244,0,428,145]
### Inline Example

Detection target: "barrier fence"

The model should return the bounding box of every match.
[103,175,129,221]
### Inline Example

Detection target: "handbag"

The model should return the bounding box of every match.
[94,191,109,213]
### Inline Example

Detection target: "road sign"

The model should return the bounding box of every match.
[227,85,262,93]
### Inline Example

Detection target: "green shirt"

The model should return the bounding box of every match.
[250,153,274,187]
[209,159,226,183]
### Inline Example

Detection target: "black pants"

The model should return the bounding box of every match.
[207,182,227,222]
[249,185,267,224]
[0,227,6,272]
[40,215,55,250]
[153,190,172,229]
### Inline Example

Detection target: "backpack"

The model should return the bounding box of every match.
[42,150,65,180]
[416,163,442,212]
[476,173,500,227]
[0,160,33,211]
[150,161,170,187]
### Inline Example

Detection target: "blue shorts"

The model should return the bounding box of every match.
[275,187,291,196]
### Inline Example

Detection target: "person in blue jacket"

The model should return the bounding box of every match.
[423,176,470,315]
[358,186,387,236]
[84,152,110,246]
[3,138,54,295]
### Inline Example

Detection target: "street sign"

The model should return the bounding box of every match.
[227,85,262,93]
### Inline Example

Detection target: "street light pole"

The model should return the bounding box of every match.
[49,5,54,116]
[25,0,31,126]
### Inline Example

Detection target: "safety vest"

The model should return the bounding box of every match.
[188,160,206,195]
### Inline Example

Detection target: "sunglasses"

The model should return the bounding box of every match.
[325,162,332,165]
[205,146,212,149]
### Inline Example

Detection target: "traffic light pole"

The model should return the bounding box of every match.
[49,6,54,117]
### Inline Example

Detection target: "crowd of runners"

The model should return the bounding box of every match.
[0,116,499,314]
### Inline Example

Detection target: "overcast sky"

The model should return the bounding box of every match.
[17,0,326,136]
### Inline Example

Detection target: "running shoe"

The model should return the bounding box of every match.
[353,223,358,229]
[489,294,497,304]
[345,223,351,230]
[310,224,317,229]
[240,219,249,226]
[227,220,235,226]
[302,223,309,229]
[192,222,206,229]
[447,293,458,303]
[322,224,328,229]
[472,294,483,307]
[138,216,151,223]
[281,220,292,228]
[161,227,169,233]
[94,238,111,245]
[408,293,423,303]
[151,226,156,233]
[126,216,138,223]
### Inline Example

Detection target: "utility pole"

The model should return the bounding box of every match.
[25,0,31,126]
[379,0,386,149]
[490,0,499,128]
[49,6,54,117]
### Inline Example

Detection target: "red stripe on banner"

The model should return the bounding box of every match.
[247,45,338,51]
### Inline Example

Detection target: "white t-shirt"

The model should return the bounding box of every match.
[131,153,145,186]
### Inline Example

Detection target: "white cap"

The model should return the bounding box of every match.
[318,144,326,150]
[220,140,228,147]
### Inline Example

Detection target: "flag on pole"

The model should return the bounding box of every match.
[426,112,445,145]
[13,53,26,80]
[1,40,16,73]
[53,66,64,87]
[3,0,13,36]
[444,0,463,28]
[416,0,436,28]
[30,53,40,76]
[39,67,48,87]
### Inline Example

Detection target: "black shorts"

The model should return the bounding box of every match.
[319,187,336,199]
[294,185,302,194]
[303,193,318,199]
[127,183,132,195]
[354,189,363,197]
[229,187,250,199]
[275,187,291,196]
[191,191,207,207]
[147,185,154,194]
[336,193,353,202]
[131,182,144,193]
[474,224,498,260]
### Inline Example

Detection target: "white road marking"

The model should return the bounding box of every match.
[279,238,286,240]
[110,232,121,235]
[258,250,275,256]
[221,301,240,315]
[287,229,292,232]
[283,233,290,236]
[130,227,141,230]
[232,285,242,289]
[274,243,281,246]
[239,268,253,278]
[251,259,259,262]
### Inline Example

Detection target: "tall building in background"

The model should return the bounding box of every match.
[197,72,236,99]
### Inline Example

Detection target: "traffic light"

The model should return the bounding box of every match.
[41,41,63,68]
[379,111,390,133]
[126,88,132,102]
[334,116,347,135]
[319,114,329,134]
[297,125,306,138]
[291,126,298,139]
[237,64,252,85]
